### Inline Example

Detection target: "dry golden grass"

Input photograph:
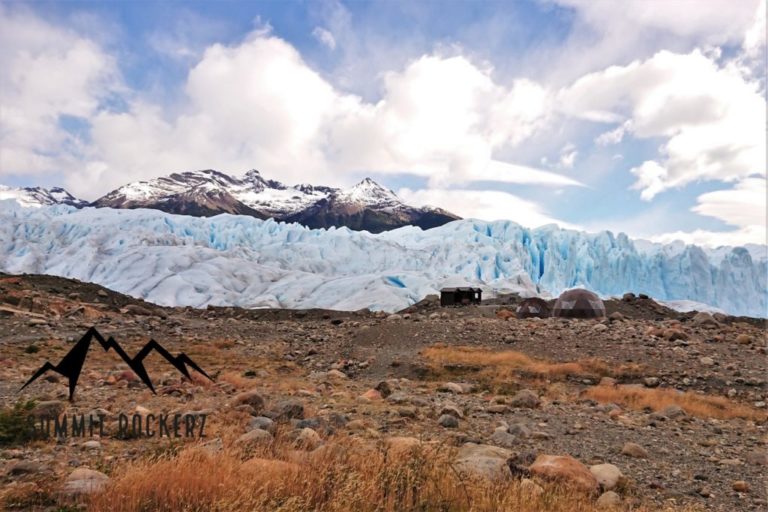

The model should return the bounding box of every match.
[83,437,701,512]
[584,384,768,421]
[422,345,641,385]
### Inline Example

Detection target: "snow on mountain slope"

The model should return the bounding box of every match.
[0,203,765,316]
[92,169,460,233]
[0,185,87,208]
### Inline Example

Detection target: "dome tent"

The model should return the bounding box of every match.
[516,297,552,319]
[553,289,606,319]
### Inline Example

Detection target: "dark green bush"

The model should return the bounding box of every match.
[0,400,37,445]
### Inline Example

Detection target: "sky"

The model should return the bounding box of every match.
[0,0,765,247]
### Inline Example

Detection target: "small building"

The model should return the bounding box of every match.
[516,297,552,319]
[440,287,482,306]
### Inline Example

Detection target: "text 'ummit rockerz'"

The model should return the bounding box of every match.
[27,413,207,439]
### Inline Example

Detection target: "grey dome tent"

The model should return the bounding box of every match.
[552,289,606,319]
[516,297,551,319]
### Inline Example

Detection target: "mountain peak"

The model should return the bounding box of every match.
[343,177,399,205]
[0,184,86,208]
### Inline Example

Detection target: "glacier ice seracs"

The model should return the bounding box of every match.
[0,202,765,316]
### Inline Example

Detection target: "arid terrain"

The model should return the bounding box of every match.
[0,272,766,511]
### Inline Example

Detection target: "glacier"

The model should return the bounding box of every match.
[0,202,765,316]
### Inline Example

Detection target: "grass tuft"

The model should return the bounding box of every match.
[584,384,767,421]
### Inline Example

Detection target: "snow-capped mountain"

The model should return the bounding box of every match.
[1,202,765,316]
[92,170,459,233]
[0,185,87,208]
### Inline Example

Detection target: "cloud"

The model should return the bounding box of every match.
[0,6,120,177]
[650,226,766,248]
[55,33,571,197]
[692,177,766,228]
[742,0,766,57]
[560,49,766,200]
[398,188,576,228]
[555,0,760,46]
[650,178,767,247]
[594,122,629,146]
[312,27,336,50]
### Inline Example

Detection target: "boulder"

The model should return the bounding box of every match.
[529,455,599,493]
[271,400,304,421]
[438,414,459,428]
[232,390,265,413]
[454,443,513,480]
[589,463,624,491]
[62,468,109,496]
[692,312,719,328]
[294,427,322,450]
[31,400,64,418]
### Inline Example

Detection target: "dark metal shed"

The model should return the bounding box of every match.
[440,287,482,306]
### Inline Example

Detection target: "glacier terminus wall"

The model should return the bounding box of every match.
[1,203,766,317]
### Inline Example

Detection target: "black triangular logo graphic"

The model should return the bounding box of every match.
[20,327,214,401]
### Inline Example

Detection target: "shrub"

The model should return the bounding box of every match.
[0,400,37,446]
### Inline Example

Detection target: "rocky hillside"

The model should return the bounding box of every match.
[91,170,460,233]
[0,273,766,511]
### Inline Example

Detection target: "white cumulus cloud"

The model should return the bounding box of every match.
[560,49,766,200]
[398,188,577,228]
[312,27,336,50]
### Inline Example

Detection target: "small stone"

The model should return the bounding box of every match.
[660,405,686,419]
[490,430,518,448]
[663,328,688,341]
[699,356,715,366]
[732,480,750,492]
[621,442,648,458]
[735,334,753,345]
[509,389,540,409]
[438,382,465,394]
[438,414,459,428]
[593,323,608,332]
[643,377,660,388]
[440,404,463,419]
[236,429,273,446]
[507,423,531,438]
[360,389,383,401]
[246,416,275,433]
[596,491,621,508]
[82,440,101,450]
[326,369,347,379]
[375,380,393,398]
[589,464,623,491]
